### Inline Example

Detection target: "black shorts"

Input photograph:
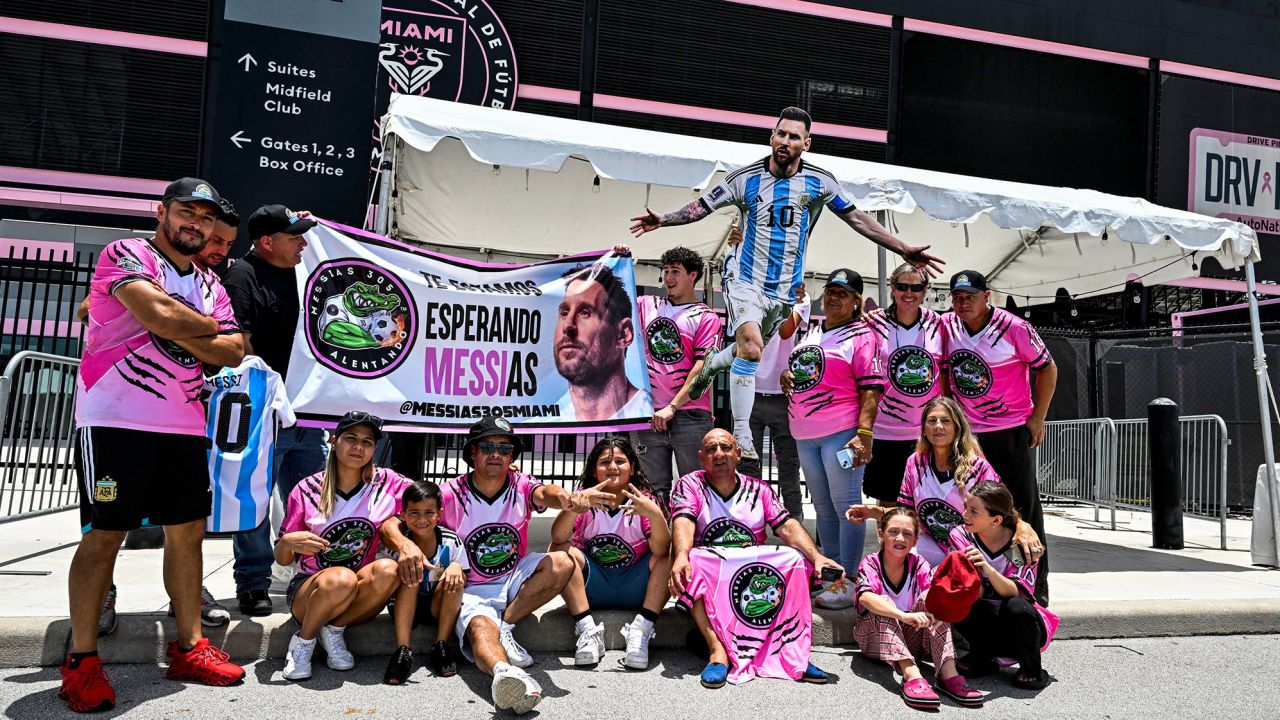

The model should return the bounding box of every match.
[75,426,212,532]
[386,585,439,627]
[862,438,917,502]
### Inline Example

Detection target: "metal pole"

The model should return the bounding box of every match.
[375,136,397,236]
[876,212,889,308]
[1245,260,1280,566]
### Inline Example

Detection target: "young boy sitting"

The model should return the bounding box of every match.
[379,480,468,684]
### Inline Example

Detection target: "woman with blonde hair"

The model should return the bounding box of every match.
[862,263,947,508]
[848,397,1042,568]
[275,412,411,681]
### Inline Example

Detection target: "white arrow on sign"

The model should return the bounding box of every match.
[238,53,257,72]
[230,131,251,149]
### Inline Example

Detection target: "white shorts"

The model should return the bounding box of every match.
[724,279,793,345]
[456,551,548,655]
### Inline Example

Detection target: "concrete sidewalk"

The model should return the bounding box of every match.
[1,504,1278,668]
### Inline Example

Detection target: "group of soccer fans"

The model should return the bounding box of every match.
[60,105,1060,715]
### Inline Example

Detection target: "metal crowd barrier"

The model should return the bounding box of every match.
[0,351,81,522]
[1037,414,1231,549]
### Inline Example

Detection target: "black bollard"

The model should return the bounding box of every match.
[1148,398,1184,549]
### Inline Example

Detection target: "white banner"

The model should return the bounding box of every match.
[286,221,654,432]
[1189,128,1280,235]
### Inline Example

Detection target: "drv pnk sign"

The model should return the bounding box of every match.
[1190,128,1280,235]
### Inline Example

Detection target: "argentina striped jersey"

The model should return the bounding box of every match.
[699,158,856,303]
[204,356,295,533]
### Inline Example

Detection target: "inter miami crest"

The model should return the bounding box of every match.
[378,3,518,109]
[948,350,992,398]
[731,563,786,628]
[466,523,521,578]
[303,259,417,380]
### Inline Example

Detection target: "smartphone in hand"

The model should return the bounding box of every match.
[836,447,855,469]
[820,566,844,581]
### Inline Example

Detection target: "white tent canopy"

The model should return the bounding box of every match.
[380,94,1258,304]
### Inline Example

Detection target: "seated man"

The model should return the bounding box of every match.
[381,416,608,715]
[669,429,842,687]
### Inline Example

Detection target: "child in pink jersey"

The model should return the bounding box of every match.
[276,412,410,682]
[853,508,984,710]
[551,437,672,669]
[862,263,946,505]
[847,397,1041,569]
[783,269,885,609]
[629,245,723,499]
[951,482,1059,690]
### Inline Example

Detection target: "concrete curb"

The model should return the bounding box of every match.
[9,597,1280,668]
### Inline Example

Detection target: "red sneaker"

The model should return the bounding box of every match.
[59,655,116,713]
[164,638,245,686]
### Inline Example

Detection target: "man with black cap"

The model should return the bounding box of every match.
[220,203,322,617]
[63,177,247,712]
[381,415,611,714]
[944,270,1056,604]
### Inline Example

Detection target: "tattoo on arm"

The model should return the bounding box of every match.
[661,201,710,227]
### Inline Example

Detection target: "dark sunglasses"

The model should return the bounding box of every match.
[894,282,927,292]
[345,411,383,428]
[478,441,515,456]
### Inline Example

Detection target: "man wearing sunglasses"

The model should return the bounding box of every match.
[943,270,1057,605]
[381,415,611,714]
[631,107,943,462]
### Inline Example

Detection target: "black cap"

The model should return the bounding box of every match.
[824,268,864,295]
[162,177,222,207]
[948,271,990,294]
[334,411,383,441]
[217,198,240,227]
[463,415,522,467]
[247,204,318,240]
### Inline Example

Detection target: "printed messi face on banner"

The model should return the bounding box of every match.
[303,259,418,380]
[731,563,786,628]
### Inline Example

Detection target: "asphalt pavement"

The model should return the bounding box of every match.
[2,635,1278,719]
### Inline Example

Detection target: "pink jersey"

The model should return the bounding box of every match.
[278,467,412,576]
[76,238,239,435]
[676,546,814,684]
[787,319,885,440]
[943,307,1052,433]
[864,306,945,441]
[949,527,1059,652]
[439,472,547,584]
[638,295,722,412]
[670,471,790,547]
[572,499,654,569]
[853,550,933,617]
[898,453,1002,567]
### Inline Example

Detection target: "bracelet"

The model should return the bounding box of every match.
[856,428,874,437]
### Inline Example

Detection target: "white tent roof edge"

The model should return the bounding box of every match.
[383,94,1259,262]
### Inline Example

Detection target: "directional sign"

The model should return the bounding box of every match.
[206,17,379,234]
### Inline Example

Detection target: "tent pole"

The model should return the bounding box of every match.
[1245,259,1280,566]
[375,136,398,237]
[876,211,889,308]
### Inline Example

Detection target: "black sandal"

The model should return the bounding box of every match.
[384,646,413,685]
[1012,669,1050,690]
[428,641,458,677]
[955,655,999,678]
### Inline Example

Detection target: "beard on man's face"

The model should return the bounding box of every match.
[163,218,208,257]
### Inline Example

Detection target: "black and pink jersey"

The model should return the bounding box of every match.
[676,546,814,683]
[943,307,1052,433]
[279,467,412,576]
[864,306,946,441]
[786,319,885,440]
[897,453,1002,567]
[670,471,790,547]
[949,527,1059,651]
[439,472,547,585]
[638,295,722,413]
[853,550,933,617]
[76,237,239,436]
[572,493,654,569]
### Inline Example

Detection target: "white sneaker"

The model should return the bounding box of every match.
[283,634,315,681]
[734,432,760,462]
[574,622,605,666]
[619,619,655,669]
[499,621,533,668]
[318,624,355,670]
[492,664,542,714]
[199,586,231,627]
[815,577,857,610]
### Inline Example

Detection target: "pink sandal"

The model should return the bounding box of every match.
[938,675,986,707]
[902,677,941,710]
